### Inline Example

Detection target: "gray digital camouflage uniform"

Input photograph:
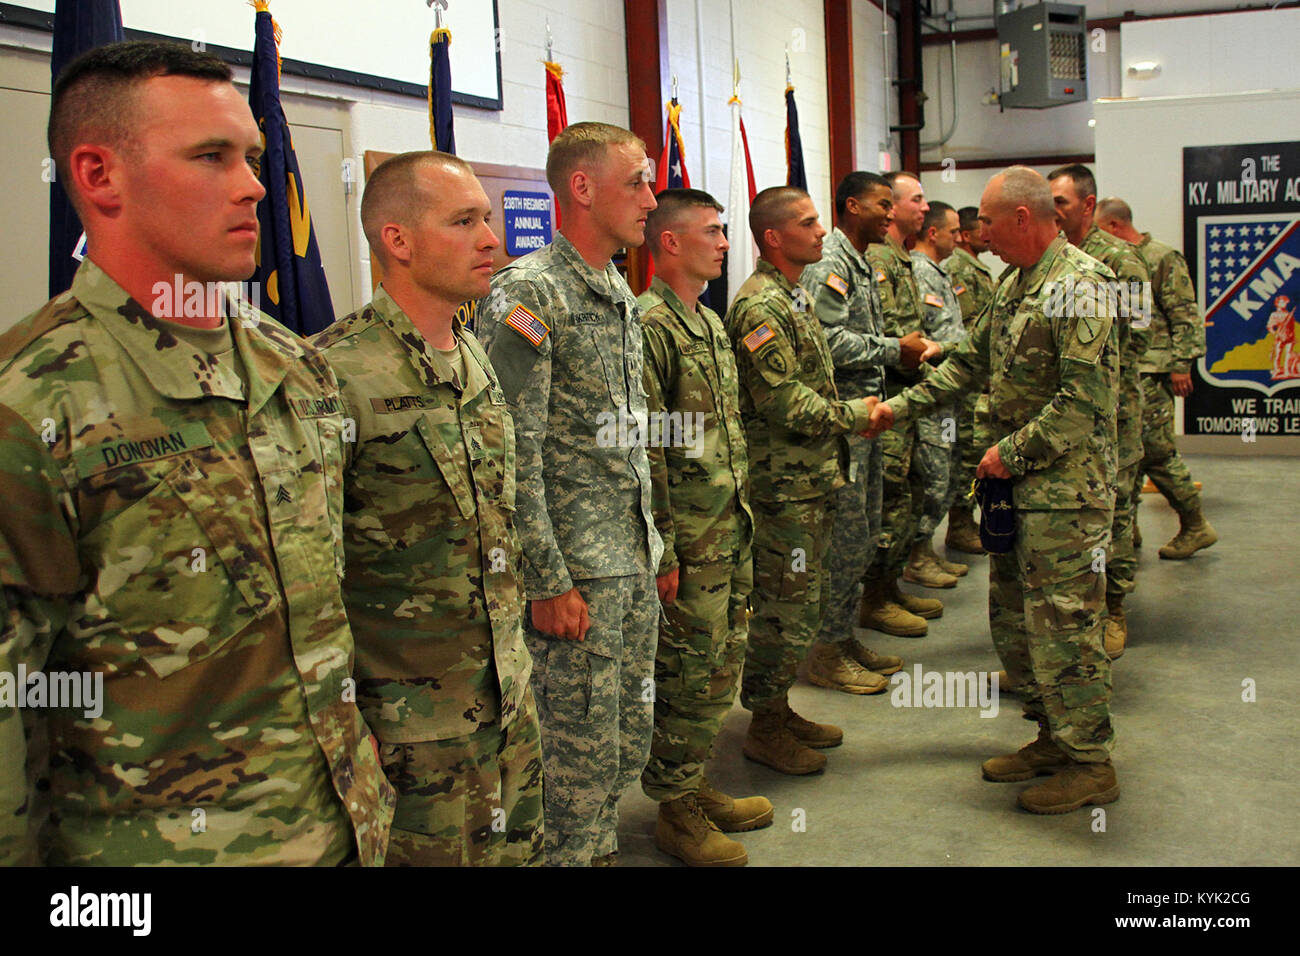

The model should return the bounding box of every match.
[889,236,1119,761]
[947,246,997,513]
[313,285,544,866]
[0,259,395,866]
[478,233,661,866]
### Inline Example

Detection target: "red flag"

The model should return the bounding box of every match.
[545,60,568,143]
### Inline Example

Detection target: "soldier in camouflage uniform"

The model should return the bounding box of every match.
[0,42,394,865]
[909,201,972,583]
[726,186,877,776]
[945,206,998,555]
[478,123,662,867]
[802,171,932,695]
[313,153,543,866]
[863,172,956,631]
[636,188,771,867]
[870,167,1120,815]
[1097,197,1217,561]
[1050,165,1153,661]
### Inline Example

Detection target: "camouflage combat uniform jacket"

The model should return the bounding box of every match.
[1079,223,1151,469]
[947,246,996,330]
[889,236,1120,512]
[912,251,967,349]
[312,286,531,744]
[725,259,873,502]
[0,260,394,866]
[478,233,662,596]
[638,278,753,576]
[1133,233,1206,375]
[802,227,899,399]
[868,234,926,393]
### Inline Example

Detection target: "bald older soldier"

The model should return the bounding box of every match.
[726,186,877,775]
[1049,165,1152,661]
[313,152,543,866]
[1096,197,1217,561]
[869,167,1120,815]
[477,122,661,867]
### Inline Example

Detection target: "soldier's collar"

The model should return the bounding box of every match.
[911,249,947,275]
[887,233,912,262]
[1019,234,1070,296]
[830,227,870,272]
[371,283,484,398]
[648,276,711,339]
[553,232,627,305]
[755,257,796,293]
[74,258,290,407]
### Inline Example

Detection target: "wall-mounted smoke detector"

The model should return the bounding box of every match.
[1127,61,1162,79]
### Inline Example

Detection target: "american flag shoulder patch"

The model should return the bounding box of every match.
[743,323,776,352]
[504,303,550,347]
[825,272,849,296]
[924,292,945,308]
[875,269,888,283]
[953,283,967,296]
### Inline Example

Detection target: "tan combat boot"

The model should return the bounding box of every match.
[743,705,827,774]
[1018,760,1120,814]
[924,538,969,577]
[1159,509,1218,560]
[655,792,749,866]
[985,669,1020,697]
[847,641,903,676]
[887,579,943,620]
[859,578,929,636]
[780,697,844,749]
[1104,595,1127,661]
[807,641,889,694]
[981,724,1071,782]
[903,541,958,588]
[945,505,986,554]
[697,778,774,832]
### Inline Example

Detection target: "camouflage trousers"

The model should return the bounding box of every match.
[641,557,752,802]
[1134,373,1202,515]
[378,686,545,866]
[953,392,990,514]
[989,509,1115,761]
[819,434,882,646]
[526,572,657,866]
[913,406,961,540]
[742,495,835,710]
[869,420,924,580]
[1108,460,1140,601]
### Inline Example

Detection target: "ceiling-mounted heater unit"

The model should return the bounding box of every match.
[996,2,1088,109]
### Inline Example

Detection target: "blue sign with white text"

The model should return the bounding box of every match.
[503,190,553,256]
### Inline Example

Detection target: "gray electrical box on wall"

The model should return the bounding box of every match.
[997,2,1088,109]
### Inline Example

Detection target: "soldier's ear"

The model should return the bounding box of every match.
[380,222,413,267]
[568,169,596,210]
[68,143,123,218]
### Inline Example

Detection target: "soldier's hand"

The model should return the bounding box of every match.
[532,587,591,641]
[1170,371,1193,397]
[864,400,894,438]
[976,444,1011,479]
[656,567,680,605]
[920,338,943,363]
[898,331,927,369]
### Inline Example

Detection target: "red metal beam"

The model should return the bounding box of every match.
[895,0,921,173]
[622,0,668,294]
[824,0,856,194]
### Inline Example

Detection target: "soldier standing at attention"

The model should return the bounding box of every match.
[1096,197,1217,561]
[312,152,543,866]
[726,186,878,775]
[869,167,1121,815]
[1049,165,1152,661]
[802,171,933,695]
[944,206,997,556]
[0,41,394,865]
[478,122,661,867]
[637,188,772,867]
[907,201,973,584]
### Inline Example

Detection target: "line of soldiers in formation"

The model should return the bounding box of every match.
[0,40,1217,868]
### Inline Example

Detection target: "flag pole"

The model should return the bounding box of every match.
[693,0,708,191]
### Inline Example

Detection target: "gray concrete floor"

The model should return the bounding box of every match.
[616,454,1300,866]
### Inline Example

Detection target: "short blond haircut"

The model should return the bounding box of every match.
[361,150,474,264]
[545,121,646,197]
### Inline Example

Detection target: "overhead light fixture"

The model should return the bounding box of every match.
[1127,61,1162,78]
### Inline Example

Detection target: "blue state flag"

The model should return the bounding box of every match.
[1200,215,1300,392]
[430,28,456,154]
[248,3,334,335]
[785,86,807,191]
[48,0,123,298]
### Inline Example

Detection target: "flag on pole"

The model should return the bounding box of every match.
[429,27,456,153]
[785,85,807,190]
[725,95,757,308]
[249,1,335,335]
[544,60,568,143]
[48,0,122,298]
[655,99,691,191]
